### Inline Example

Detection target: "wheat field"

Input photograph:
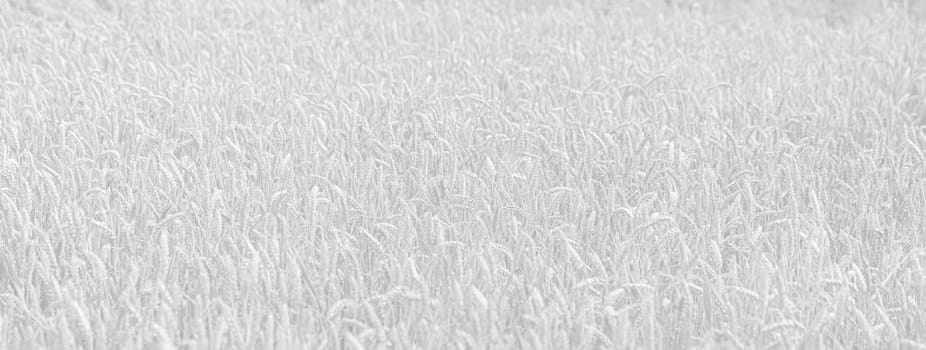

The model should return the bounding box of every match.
[1,0,925,349]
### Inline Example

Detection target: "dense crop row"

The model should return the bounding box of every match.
[1,0,925,348]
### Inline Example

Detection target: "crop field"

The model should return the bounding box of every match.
[1,0,926,348]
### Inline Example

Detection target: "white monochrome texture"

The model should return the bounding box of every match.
[0,0,925,348]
